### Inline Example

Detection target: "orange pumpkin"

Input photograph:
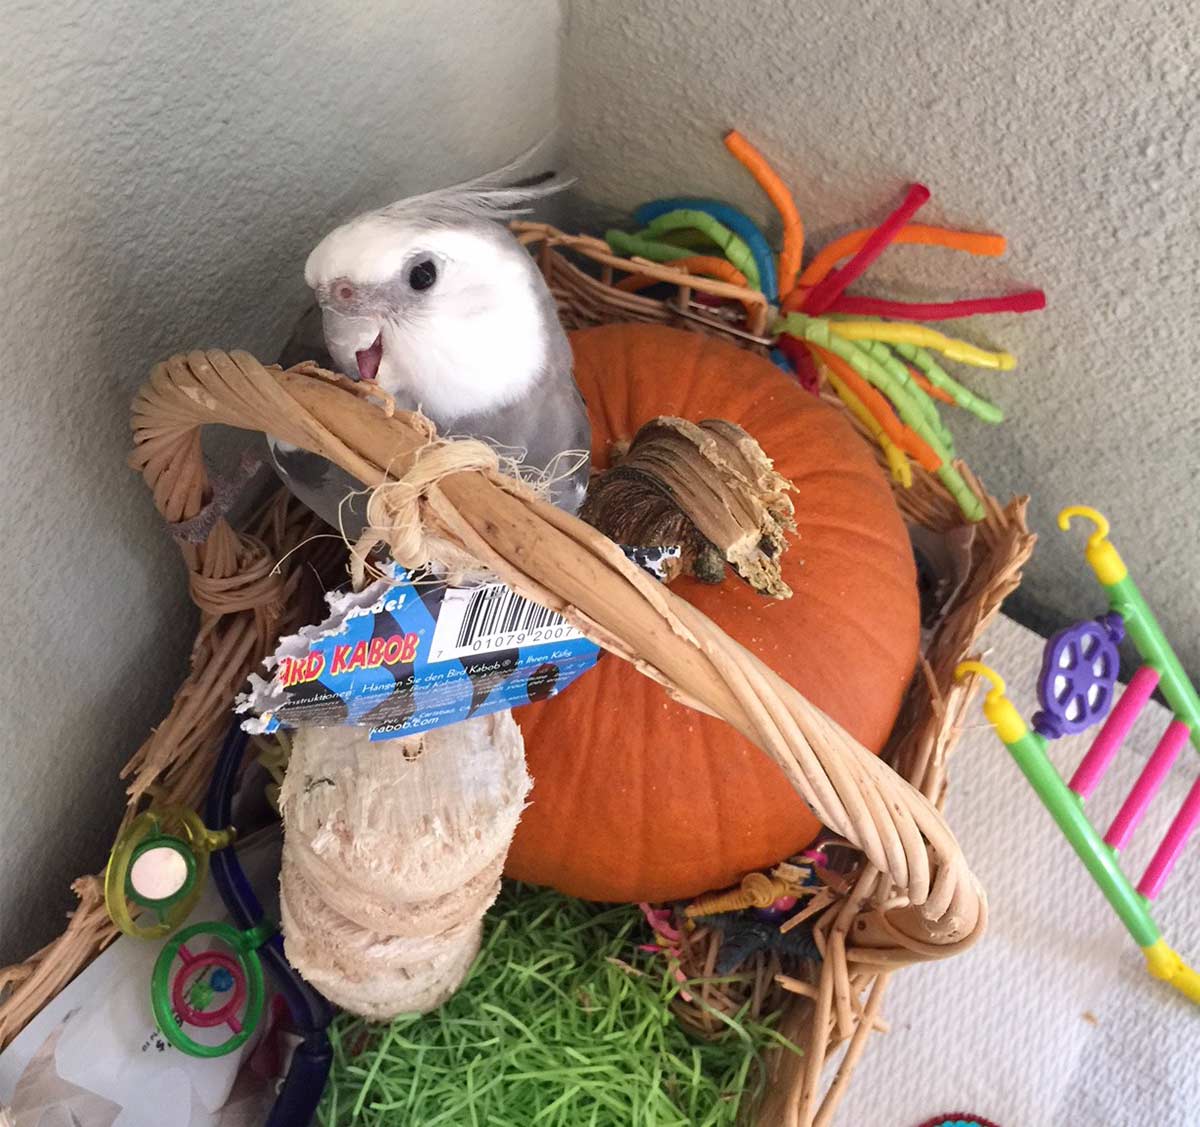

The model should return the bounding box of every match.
[508,324,919,902]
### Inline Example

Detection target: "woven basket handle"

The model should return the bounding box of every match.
[131,350,985,961]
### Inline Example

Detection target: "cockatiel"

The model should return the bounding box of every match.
[269,156,590,539]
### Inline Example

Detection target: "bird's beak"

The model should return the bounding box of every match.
[321,308,385,382]
[355,333,383,382]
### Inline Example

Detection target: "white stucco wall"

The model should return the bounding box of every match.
[0,0,561,964]
[561,0,1200,672]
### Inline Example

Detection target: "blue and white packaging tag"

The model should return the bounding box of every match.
[237,564,612,742]
[239,547,679,743]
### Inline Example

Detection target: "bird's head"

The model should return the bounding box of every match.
[305,159,568,423]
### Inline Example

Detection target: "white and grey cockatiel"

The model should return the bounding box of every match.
[269,154,590,538]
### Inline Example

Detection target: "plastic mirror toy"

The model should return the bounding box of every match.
[104,805,234,940]
[957,505,1200,1003]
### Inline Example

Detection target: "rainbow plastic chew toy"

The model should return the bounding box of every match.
[104,804,235,940]
[606,131,1046,520]
[956,505,1200,1004]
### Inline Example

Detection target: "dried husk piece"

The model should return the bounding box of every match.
[580,416,795,597]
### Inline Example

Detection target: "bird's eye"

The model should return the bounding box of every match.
[407,258,438,291]
[335,282,355,302]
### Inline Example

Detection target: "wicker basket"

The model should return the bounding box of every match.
[0,224,1034,1127]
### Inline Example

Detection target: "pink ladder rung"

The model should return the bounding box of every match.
[1069,665,1160,799]
[1104,719,1190,850]
[1137,772,1200,900]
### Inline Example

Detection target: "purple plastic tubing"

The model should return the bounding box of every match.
[1138,775,1200,900]
[1104,719,1190,850]
[1068,665,1160,798]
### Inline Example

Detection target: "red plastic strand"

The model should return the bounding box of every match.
[775,333,821,395]
[827,291,1047,320]
[802,184,931,315]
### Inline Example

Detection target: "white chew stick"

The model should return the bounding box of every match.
[277,711,530,1017]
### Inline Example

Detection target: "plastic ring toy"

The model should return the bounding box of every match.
[152,919,271,1057]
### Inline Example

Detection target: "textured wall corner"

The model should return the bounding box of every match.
[560,0,1200,677]
[0,0,561,965]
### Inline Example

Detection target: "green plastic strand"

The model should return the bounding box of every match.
[777,313,984,520]
[854,339,956,453]
[933,463,986,522]
[604,230,703,267]
[892,342,1005,424]
[778,314,950,456]
[641,209,762,291]
[650,228,717,250]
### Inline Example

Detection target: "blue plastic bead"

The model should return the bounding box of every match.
[210,966,235,992]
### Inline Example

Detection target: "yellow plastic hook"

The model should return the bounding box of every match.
[1058,504,1109,547]
[1057,504,1128,585]
[955,660,1029,743]
[955,660,1007,702]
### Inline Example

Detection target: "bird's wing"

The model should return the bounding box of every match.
[266,435,371,541]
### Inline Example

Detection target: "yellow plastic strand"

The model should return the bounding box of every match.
[827,321,1016,371]
[825,371,912,487]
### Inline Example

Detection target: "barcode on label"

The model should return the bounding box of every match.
[428,582,584,662]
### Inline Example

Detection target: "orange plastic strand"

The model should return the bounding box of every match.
[614,274,658,293]
[810,345,942,472]
[789,224,1008,308]
[723,130,804,296]
[907,367,955,404]
[615,257,758,323]
[668,255,750,288]
[615,255,749,292]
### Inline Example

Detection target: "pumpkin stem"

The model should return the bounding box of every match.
[581,416,796,598]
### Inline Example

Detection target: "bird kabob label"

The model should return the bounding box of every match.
[236,548,678,742]
[237,568,601,742]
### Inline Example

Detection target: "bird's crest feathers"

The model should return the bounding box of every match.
[374,140,571,229]
[306,140,569,288]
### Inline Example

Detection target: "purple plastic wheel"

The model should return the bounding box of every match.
[1033,613,1123,739]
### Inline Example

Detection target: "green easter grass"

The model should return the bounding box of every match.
[318,883,800,1126]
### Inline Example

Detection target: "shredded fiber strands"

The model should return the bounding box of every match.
[318,886,797,1127]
